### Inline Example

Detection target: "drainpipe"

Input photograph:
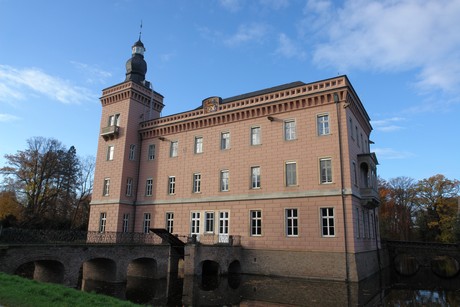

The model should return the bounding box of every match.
[132,133,143,232]
[334,92,350,283]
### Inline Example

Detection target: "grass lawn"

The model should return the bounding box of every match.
[0,272,141,307]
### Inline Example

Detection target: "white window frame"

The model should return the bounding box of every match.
[321,207,335,237]
[205,212,214,233]
[193,173,201,193]
[129,144,136,161]
[286,208,299,237]
[122,213,129,233]
[251,126,261,145]
[168,176,176,195]
[218,211,230,243]
[320,158,333,184]
[170,141,178,157]
[191,212,201,238]
[251,166,261,189]
[107,145,114,161]
[221,132,230,150]
[250,210,262,236]
[195,136,203,154]
[143,213,151,234]
[126,177,133,197]
[103,178,110,196]
[284,120,296,141]
[146,178,153,196]
[285,161,297,186]
[108,113,120,127]
[166,212,174,233]
[148,144,155,160]
[99,212,107,233]
[220,170,229,191]
[317,114,330,136]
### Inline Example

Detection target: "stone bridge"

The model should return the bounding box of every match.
[385,240,460,278]
[0,229,242,288]
[0,243,179,287]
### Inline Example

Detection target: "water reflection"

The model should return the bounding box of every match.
[81,268,460,306]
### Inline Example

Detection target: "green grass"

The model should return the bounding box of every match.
[0,272,141,307]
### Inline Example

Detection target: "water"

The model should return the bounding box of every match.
[82,268,460,306]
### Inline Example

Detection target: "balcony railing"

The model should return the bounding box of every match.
[187,234,241,246]
[100,125,119,140]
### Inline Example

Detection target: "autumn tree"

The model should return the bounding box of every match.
[0,137,94,229]
[0,190,22,227]
[378,176,417,240]
[415,174,460,243]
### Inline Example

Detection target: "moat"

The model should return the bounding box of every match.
[82,268,460,306]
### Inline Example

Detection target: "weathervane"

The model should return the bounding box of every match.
[139,20,143,40]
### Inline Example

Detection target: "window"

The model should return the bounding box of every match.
[126,177,133,196]
[352,162,358,186]
[99,212,107,233]
[363,209,368,238]
[219,211,229,242]
[103,178,110,196]
[193,173,201,193]
[349,117,354,139]
[360,134,364,152]
[284,120,296,140]
[107,145,114,161]
[317,114,330,135]
[108,113,120,126]
[146,178,153,196]
[220,170,229,191]
[191,212,200,236]
[320,158,332,184]
[285,162,297,186]
[251,166,261,189]
[355,126,359,144]
[251,127,261,145]
[148,144,155,160]
[356,207,361,238]
[166,212,174,233]
[129,144,136,160]
[321,208,335,237]
[170,141,178,157]
[250,210,262,236]
[143,213,151,234]
[205,212,214,233]
[221,132,230,150]
[168,176,176,195]
[122,213,129,233]
[286,209,298,236]
[195,137,203,154]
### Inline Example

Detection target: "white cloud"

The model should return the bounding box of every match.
[371,117,405,132]
[224,23,269,46]
[71,61,112,84]
[0,113,20,122]
[259,0,289,10]
[275,33,307,60]
[0,65,97,104]
[219,0,241,12]
[373,147,414,160]
[303,0,460,94]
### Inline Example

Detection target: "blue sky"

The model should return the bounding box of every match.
[1,0,459,181]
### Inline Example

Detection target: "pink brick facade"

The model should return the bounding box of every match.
[89,40,381,281]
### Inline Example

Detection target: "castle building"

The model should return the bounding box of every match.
[88,39,381,282]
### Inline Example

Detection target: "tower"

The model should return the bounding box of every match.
[88,39,164,234]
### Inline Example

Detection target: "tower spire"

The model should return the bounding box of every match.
[139,20,143,41]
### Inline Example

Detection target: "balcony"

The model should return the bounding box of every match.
[100,125,119,140]
[358,152,380,209]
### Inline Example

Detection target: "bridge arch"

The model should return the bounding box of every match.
[14,259,65,284]
[83,258,117,282]
[228,260,241,274]
[394,254,419,276]
[127,257,157,279]
[431,255,459,278]
[202,260,220,276]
